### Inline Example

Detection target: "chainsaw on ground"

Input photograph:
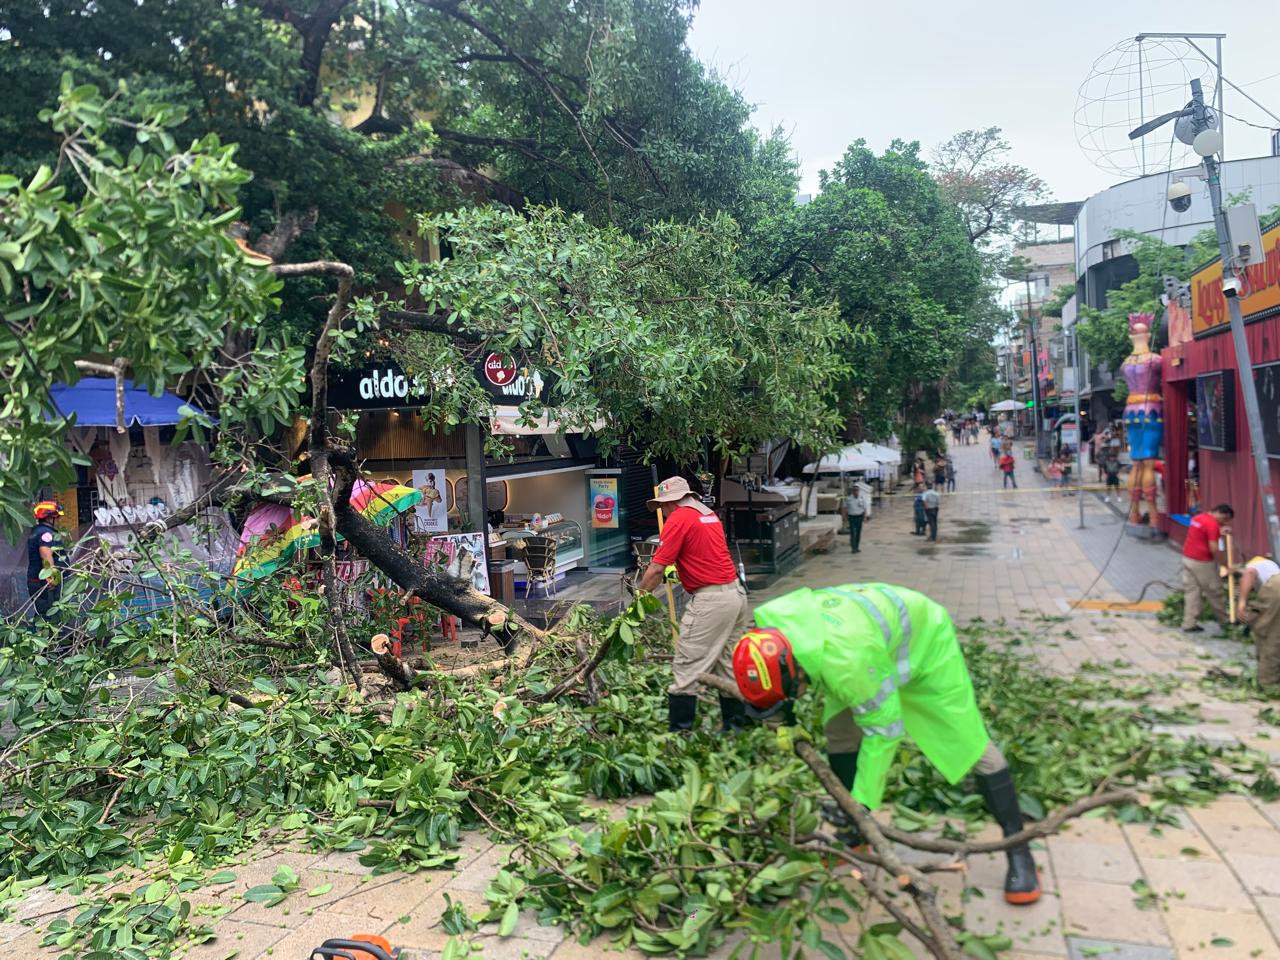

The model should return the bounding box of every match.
[310,935,398,960]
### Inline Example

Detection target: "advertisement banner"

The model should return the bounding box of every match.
[1192,220,1280,335]
[589,477,619,529]
[425,532,490,595]
[411,468,449,534]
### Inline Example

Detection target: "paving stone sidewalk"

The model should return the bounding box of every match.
[6,437,1278,960]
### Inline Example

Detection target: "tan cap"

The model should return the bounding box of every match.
[646,476,712,515]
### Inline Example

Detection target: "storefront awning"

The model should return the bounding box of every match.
[48,378,209,427]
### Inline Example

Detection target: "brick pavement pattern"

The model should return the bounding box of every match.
[7,437,1279,959]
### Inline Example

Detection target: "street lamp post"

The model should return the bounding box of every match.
[1188,82,1280,560]
[1126,73,1279,558]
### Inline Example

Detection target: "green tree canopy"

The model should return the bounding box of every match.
[387,205,852,462]
[0,76,294,535]
[750,139,986,435]
[0,0,795,340]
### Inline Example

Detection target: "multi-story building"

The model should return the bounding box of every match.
[1021,155,1280,432]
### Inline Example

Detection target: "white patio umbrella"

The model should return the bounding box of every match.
[802,447,882,474]
[990,398,1024,412]
[852,441,902,465]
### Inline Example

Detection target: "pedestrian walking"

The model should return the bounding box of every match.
[945,458,956,493]
[912,484,927,536]
[733,583,1042,904]
[922,484,941,541]
[1059,454,1073,495]
[1046,459,1062,496]
[1103,457,1121,502]
[639,476,750,732]
[989,434,1001,465]
[26,500,66,621]
[841,488,866,554]
[999,452,1018,489]
[932,459,946,489]
[1180,503,1233,633]
[1237,555,1280,692]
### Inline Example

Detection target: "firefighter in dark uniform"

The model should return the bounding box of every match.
[27,500,67,620]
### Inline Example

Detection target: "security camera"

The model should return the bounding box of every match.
[1223,276,1242,299]
[1167,180,1192,214]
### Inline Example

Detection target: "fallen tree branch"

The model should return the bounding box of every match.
[73,357,129,432]
[533,628,617,703]
[793,739,963,960]
[877,789,1139,855]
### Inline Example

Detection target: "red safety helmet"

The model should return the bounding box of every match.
[33,500,64,521]
[732,628,799,718]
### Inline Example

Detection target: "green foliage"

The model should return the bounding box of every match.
[1041,284,1076,319]
[754,139,987,435]
[41,880,212,958]
[0,0,794,338]
[2,587,1272,955]
[932,128,1048,247]
[0,79,298,539]
[394,205,852,461]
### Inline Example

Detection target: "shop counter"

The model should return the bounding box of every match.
[501,519,584,589]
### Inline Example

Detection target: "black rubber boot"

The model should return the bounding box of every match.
[718,695,749,731]
[825,752,864,846]
[975,767,1041,905]
[667,693,698,733]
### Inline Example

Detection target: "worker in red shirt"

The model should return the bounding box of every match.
[638,476,750,732]
[1182,503,1233,632]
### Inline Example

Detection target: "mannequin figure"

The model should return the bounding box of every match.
[1120,314,1163,525]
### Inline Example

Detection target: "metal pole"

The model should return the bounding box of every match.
[1138,38,1146,176]
[1075,326,1085,528]
[1026,276,1043,459]
[1193,81,1280,561]
[1215,37,1225,157]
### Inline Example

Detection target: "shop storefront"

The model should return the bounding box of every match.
[0,378,234,613]
[329,356,633,608]
[1159,218,1280,556]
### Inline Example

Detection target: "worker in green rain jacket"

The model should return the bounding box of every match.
[731,583,1040,905]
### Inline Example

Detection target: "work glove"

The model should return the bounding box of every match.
[663,564,680,585]
[774,724,810,753]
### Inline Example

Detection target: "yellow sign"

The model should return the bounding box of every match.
[1192,219,1280,335]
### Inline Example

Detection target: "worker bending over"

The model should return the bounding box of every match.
[732,582,1040,905]
[1237,555,1280,693]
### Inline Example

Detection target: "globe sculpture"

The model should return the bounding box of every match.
[1075,37,1218,179]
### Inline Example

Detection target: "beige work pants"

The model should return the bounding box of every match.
[1250,577,1280,689]
[1182,557,1227,629]
[670,582,749,695]
[824,708,1008,774]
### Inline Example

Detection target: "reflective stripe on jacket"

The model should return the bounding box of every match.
[753,583,989,810]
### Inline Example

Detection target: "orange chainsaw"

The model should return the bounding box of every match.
[310,935,397,960]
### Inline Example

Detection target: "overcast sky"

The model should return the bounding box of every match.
[687,1,1280,205]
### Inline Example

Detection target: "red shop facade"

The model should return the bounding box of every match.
[1159,217,1280,556]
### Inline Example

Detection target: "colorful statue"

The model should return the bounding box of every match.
[1120,314,1163,524]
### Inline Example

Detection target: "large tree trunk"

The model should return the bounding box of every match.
[329,469,533,644]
